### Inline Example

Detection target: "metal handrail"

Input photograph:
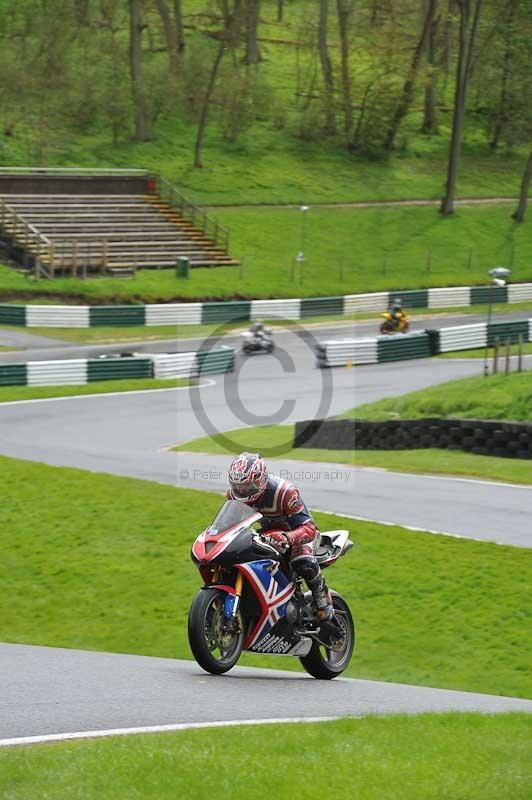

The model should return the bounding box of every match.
[0,198,52,277]
[156,176,230,253]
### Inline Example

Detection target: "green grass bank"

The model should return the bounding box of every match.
[175,424,532,485]
[348,371,532,422]
[1,715,531,800]
[1,204,531,303]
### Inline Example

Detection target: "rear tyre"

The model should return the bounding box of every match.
[299,592,354,680]
[188,588,244,675]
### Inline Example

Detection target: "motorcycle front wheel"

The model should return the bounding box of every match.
[299,592,355,680]
[188,588,244,675]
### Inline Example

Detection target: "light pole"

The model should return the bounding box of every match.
[483,266,511,377]
[296,205,309,284]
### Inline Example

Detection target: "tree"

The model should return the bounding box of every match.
[421,4,440,134]
[193,0,243,167]
[512,149,532,223]
[384,0,438,151]
[440,0,483,216]
[336,0,354,140]
[487,0,518,150]
[129,0,152,141]
[440,0,456,82]
[318,0,336,134]
[154,0,181,75]
[244,0,261,64]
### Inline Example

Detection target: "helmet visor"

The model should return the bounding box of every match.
[230,479,262,500]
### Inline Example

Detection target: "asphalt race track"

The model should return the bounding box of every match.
[1,314,531,742]
[0,324,530,545]
[2,643,531,744]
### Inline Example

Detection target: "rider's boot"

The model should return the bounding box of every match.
[308,574,334,621]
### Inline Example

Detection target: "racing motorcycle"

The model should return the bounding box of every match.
[188,500,355,679]
[240,330,275,354]
[379,311,410,334]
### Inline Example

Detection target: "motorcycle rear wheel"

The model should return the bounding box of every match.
[188,588,244,675]
[299,592,354,680]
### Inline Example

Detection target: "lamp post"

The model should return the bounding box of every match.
[296,205,309,285]
[483,267,511,377]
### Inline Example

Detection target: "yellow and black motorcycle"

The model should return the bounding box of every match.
[379,310,410,334]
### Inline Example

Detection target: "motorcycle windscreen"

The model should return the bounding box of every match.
[209,500,259,534]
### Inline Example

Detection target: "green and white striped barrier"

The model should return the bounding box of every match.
[0,356,152,386]
[0,347,235,387]
[317,319,532,367]
[1,282,531,328]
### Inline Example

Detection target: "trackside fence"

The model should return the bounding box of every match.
[1,282,531,328]
[316,319,532,367]
[0,347,235,387]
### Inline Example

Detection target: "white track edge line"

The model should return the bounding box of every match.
[313,509,510,546]
[0,716,339,748]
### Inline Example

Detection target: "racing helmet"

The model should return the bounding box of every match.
[228,452,268,503]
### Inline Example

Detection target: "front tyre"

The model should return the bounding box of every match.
[188,588,243,675]
[299,592,354,680]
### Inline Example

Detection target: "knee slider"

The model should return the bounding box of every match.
[292,556,319,583]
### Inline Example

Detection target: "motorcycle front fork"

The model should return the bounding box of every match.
[222,571,243,630]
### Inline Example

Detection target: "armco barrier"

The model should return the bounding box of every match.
[438,323,487,352]
[377,331,432,362]
[487,319,529,347]
[196,346,235,375]
[317,318,532,366]
[27,359,87,386]
[1,282,530,328]
[0,305,26,325]
[151,347,235,379]
[26,305,90,328]
[146,303,202,326]
[0,347,236,387]
[89,306,146,327]
[87,358,153,381]
[427,286,470,308]
[294,418,532,460]
[0,363,26,385]
[152,353,197,379]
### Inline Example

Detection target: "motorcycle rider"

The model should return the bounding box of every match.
[227,452,334,621]
[248,320,271,346]
[389,297,407,329]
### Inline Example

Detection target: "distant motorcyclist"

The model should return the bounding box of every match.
[389,298,406,325]
[248,320,271,345]
[227,452,333,621]
[380,298,409,334]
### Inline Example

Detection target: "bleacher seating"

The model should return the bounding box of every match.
[0,183,238,276]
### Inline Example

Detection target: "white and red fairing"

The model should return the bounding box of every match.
[191,512,262,564]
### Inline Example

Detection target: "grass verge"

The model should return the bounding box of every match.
[0,378,188,403]
[174,424,532,485]
[1,456,531,697]
[441,342,532,359]
[346,371,532,422]
[1,205,531,303]
[1,714,531,800]
[0,315,358,345]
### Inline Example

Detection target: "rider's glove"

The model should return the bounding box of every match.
[263,530,290,553]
